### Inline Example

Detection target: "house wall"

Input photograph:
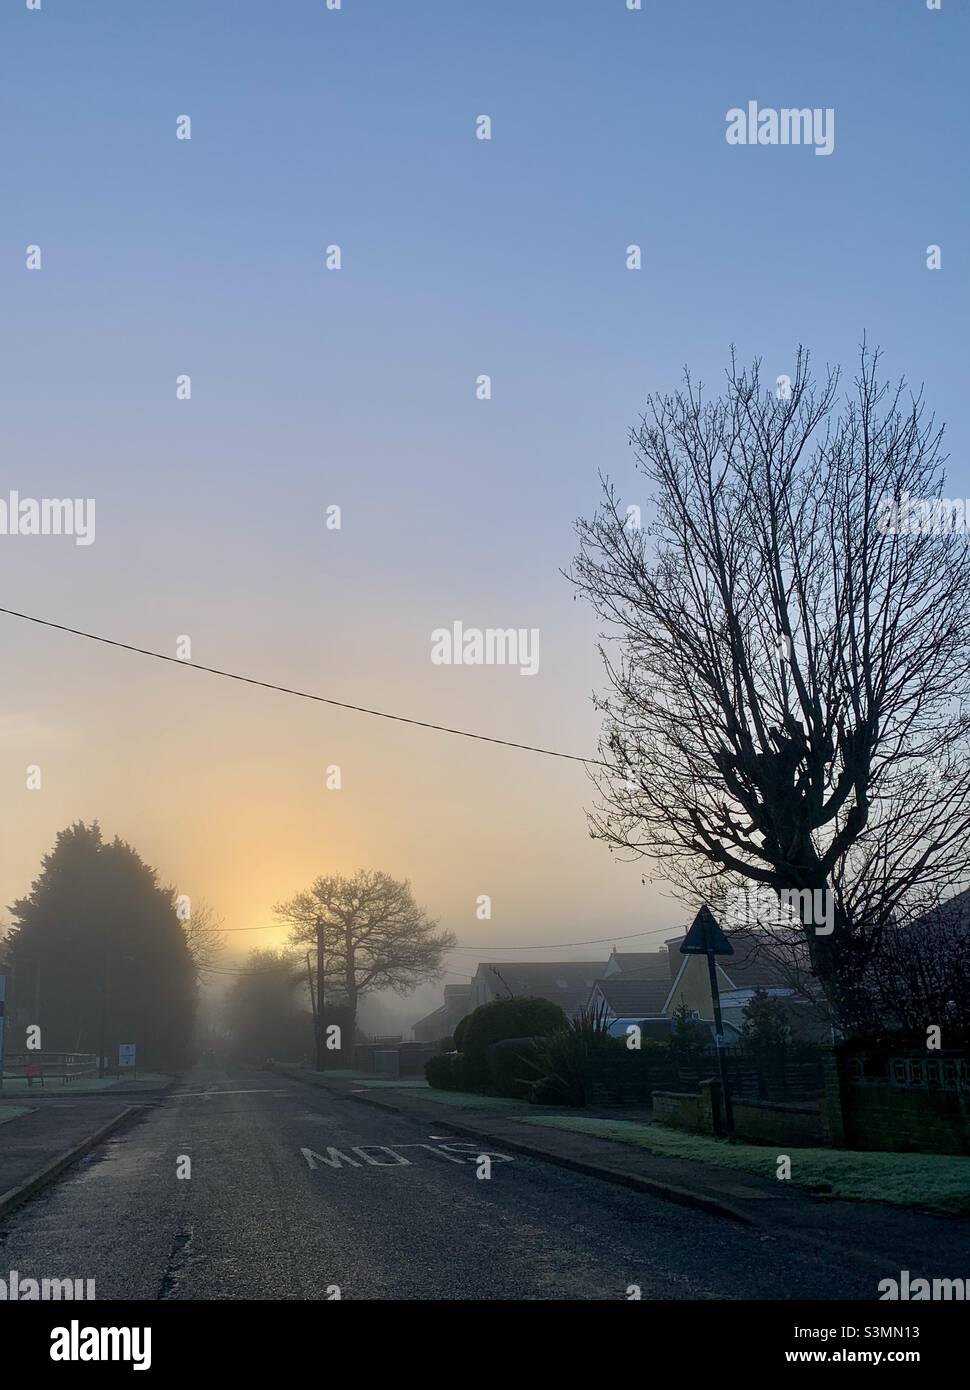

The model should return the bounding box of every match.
[665,954,734,1020]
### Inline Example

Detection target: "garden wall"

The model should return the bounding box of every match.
[823,1048,970,1155]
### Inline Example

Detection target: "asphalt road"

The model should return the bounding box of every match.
[0,1058,881,1300]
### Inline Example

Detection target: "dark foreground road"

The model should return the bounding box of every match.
[0,1058,886,1300]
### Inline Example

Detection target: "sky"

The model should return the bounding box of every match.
[2,0,968,1024]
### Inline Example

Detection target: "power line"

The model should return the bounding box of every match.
[201,962,475,981]
[206,923,685,947]
[215,924,286,933]
[0,606,609,767]
[447,926,686,951]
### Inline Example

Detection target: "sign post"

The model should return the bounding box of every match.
[680,905,735,1136]
[118,1043,137,1079]
[0,975,6,1093]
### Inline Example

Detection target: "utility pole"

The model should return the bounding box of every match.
[305,952,317,1019]
[98,949,108,1079]
[0,973,7,1094]
[315,916,326,1072]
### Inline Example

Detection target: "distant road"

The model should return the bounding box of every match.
[0,1057,880,1300]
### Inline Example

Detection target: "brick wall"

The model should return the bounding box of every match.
[732,1099,823,1147]
[652,1084,719,1135]
[823,1047,970,1155]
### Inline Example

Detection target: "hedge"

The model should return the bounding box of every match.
[462,997,567,1092]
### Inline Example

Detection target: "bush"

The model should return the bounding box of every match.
[462,997,567,1092]
[522,1004,623,1106]
[739,988,792,1053]
[425,1052,464,1090]
[670,999,709,1058]
[453,1014,472,1051]
[487,1037,541,1098]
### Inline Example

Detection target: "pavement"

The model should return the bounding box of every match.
[0,1056,965,1300]
[0,1076,177,1216]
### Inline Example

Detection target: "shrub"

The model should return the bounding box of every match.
[462,997,567,1092]
[522,1004,623,1106]
[486,1037,541,1098]
[425,1052,464,1090]
[670,999,709,1057]
[739,988,792,1053]
[453,1014,472,1051]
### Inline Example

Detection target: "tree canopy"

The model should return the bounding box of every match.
[275,869,455,1040]
[5,821,197,1069]
[572,346,970,1031]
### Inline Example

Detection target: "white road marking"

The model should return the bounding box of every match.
[301,1140,514,1172]
[174,1088,292,1097]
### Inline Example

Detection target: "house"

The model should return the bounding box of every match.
[467,961,606,1020]
[588,925,820,1040]
[411,984,472,1043]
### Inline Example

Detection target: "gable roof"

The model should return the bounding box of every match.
[591,977,672,1018]
[605,951,672,981]
[474,961,606,1014]
[412,1004,451,1037]
[720,927,811,991]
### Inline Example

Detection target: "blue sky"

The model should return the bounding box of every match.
[1,0,967,1011]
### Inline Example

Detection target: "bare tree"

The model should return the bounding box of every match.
[181,901,225,978]
[571,345,970,1030]
[863,891,970,1038]
[274,870,455,1040]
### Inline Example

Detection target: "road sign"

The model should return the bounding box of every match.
[680,903,734,956]
[679,906,734,1136]
[118,1043,137,1068]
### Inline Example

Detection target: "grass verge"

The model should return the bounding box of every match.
[520,1115,970,1215]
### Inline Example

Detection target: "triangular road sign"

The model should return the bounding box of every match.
[680,904,734,956]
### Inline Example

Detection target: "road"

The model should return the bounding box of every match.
[0,1058,881,1300]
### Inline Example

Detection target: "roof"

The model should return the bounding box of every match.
[412,1004,450,1037]
[412,986,473,1040]
[591,977,672,1018]
[720,928,807,991]
[474,961,606,1014]
[604,951,672,981]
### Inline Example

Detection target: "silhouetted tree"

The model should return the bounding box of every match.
[222,950,309,1063]
[275,870,455,1041]
[182,901,224,977]
[5,822,197,1070]
[572,346,970,1032]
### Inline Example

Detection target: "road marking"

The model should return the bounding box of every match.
[300,1141,514,1172]
[174,1089,292,1098]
